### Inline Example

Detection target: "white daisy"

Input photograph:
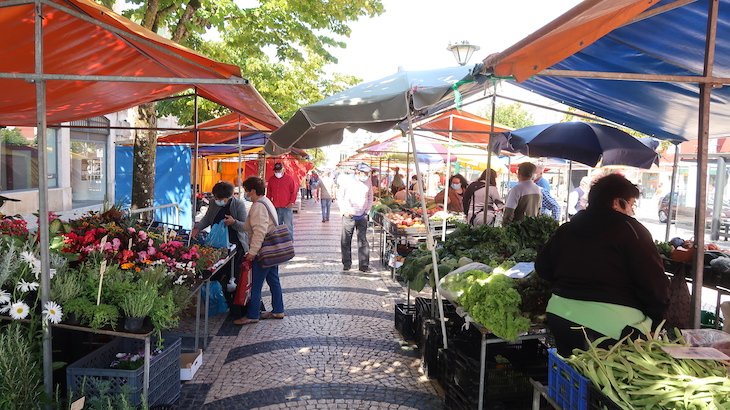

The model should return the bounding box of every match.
[0,289,10,305]
[0,305,10,314]
[20,251,41,279]
[16,279,39,293]
[49,269,56,280]
[42,301,63,324]
[9,301,30,320]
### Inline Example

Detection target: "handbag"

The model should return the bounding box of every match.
[257,202,295,268]
[233,260,252,306]
[205,220,230,249]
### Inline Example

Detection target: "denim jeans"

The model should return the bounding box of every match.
[341,215,369,268]
[320,199,332,221]
[276,207,294,237]
[246,260,284,319]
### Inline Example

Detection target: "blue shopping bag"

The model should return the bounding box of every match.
[205,220,230,249]
[201,281,229,316]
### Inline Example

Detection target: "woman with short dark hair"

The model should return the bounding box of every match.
[191,181,249,316]
[434,174,468,213]
[235,177,286,325]
[536,173,670,356]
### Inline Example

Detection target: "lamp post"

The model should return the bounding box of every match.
[447,41,480,66]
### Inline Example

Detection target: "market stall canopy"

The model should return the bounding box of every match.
[416,109,512,144]
[359,133,456,164]
[506,122,659,169]
[158,113,275,144]
[0,0,282,129]
[266,65,488,153]
[482,0,730,141]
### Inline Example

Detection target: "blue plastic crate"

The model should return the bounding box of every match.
[547,348,590,410]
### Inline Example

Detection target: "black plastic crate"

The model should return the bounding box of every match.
[394,303,416,341]
[414,297,431,345]
[421,320,443,379]
[588,384,623,410]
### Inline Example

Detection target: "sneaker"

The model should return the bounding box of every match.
[359,266,372,273]
[322,219,326,223]
[343,265,351,271]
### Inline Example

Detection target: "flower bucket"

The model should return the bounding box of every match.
[124,317,145,332]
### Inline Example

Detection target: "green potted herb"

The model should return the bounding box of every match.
[119,283,156,332]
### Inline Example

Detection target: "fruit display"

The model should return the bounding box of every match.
[384,211,425,228]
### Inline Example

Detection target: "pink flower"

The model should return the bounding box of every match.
[112,238,121,251]
[137,251,148,262]
[148,239,153,247]
[127,227,136,233]
[138,231,148,240]
[103,242,113,251]
[147,247,157,256]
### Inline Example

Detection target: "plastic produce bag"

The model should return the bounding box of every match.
[437,262,492,302]
[681,328,730,346]
[205,220,230,249]
[200,281,229,316]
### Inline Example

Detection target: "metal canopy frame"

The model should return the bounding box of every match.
[0,0,270,399]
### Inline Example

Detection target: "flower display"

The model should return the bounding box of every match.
[9,301,30,320]
[0,217,28,237]
[0,289,10,305]
[110,347,163,370]
[42,301,63,324]
[20,251,41,279]
[16,279,39,293]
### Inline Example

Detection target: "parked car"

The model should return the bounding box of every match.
[658,192,730,224]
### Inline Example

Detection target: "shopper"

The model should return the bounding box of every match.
[390,167,405,195]
[234,176,285,325]
[533,165,552,191]
[536,174,670,356]
[466,169,504,226]
[191,181,248,313]
[339,163,374,272]
[502,162,542,224]
[540,187,561,221]
[266,162,298,236]
[309,172,320,201]
[434,174,468,213]
[316,172,335,222]
[462,170,487,213]
[568,176,591,219]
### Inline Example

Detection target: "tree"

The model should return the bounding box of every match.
[117,0,384,209]
[483,102,535,130]
[305,148,327,168]
[0,128,30,145]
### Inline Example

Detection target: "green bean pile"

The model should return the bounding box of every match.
[566,326,730,409]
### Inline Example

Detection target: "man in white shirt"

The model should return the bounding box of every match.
[339,163,374,272]
[503,162,542,224]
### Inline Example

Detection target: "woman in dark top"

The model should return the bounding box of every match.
[535,174,670,357]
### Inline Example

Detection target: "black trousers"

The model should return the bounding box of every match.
[546,313,645,357]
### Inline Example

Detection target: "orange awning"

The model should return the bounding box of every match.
[0,0,282,129]
[482,0,654,82]
[158,113,273,144]
[417,109,511,144]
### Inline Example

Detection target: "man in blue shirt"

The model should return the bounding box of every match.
[534,165,552,191]
[540,187,561,221]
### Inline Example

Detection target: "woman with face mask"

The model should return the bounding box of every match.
[191,181,250,317]
[434,174,468,213]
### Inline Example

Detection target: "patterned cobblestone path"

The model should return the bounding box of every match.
[177,200,443,409]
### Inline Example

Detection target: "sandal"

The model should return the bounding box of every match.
[233,317,259,325]
[260,312,285,320]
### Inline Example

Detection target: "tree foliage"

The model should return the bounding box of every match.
[483,102,535,130]
[0,128,30,146]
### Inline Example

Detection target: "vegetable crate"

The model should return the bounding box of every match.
[421,319,443,379]
[66,337,181,407]
[414,297,432,345]
[547,349,622,410]
[394,303,416,341]
[442,338,549,409]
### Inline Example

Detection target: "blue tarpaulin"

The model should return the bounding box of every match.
[509,0,730,142]
[115,146,192,230]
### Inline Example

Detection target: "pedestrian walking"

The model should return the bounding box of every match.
[266,162,299,236]
[339,163,373,272]
[234,176,286,325]
[316,172,335,222]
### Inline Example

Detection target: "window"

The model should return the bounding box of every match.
[0,127,59,191]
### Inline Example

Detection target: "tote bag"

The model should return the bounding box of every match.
[257,202,295,268]
[205,220,230,249]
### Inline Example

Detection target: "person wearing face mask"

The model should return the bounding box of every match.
[535,174,670,357]
[338,163,374,272]
[266,162,299,237]
[434,174,468,213]
[191,181,249,316]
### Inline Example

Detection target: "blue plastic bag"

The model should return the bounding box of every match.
[200,281,228,316]
[205,220,230,249]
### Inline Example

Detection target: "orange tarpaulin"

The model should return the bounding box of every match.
[158,113,273,144]
[0,0,282,129]
[417,109,512,144]
[482,0,654,82]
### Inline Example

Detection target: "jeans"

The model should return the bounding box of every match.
[341,215,369,268]
[276,207,294,237]
[246,260,284,319]
[320,199,332,221]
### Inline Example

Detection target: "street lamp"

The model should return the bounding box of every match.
[447,41,480,66]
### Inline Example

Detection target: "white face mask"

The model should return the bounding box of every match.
[358,174,370,182]
[214,199,227,206]
[274,172,284,178]
[451,183,461,190]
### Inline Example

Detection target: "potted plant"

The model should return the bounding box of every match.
[119,283,156,332]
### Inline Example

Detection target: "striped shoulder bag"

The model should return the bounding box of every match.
[256,201,295,268]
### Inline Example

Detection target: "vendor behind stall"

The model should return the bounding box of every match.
[434,174,467,213]
[535,174,670,357]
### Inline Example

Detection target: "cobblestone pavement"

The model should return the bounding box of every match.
[176,199,442,409]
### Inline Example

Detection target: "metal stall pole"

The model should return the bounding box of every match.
[190,88,200,235]
[484,87,497,225]
[478,332,487,410]
[237,115,243,190]
[565,161,573,222]
[712,157,727,241]
[407,115,448,349]
[665,144,680,242]
[35,0,53,400]
[442,116,454,241]
[691,0,719,329]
